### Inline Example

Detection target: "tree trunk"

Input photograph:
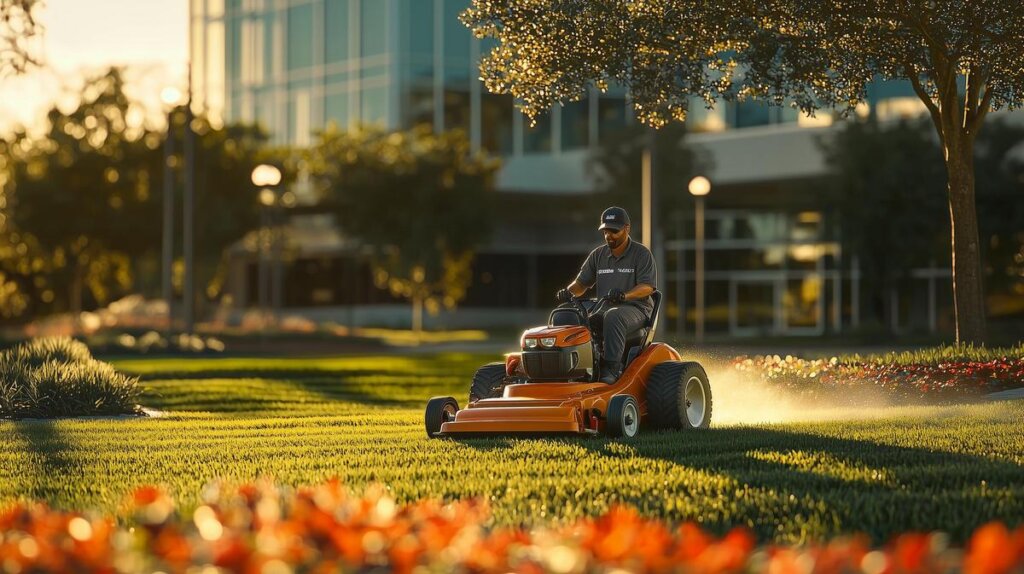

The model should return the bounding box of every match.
[943,141,987,344]
[411,294,423,345]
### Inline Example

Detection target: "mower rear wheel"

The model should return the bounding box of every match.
[469,363,521,403]
[606,394,640,439]
[424,396,459,438]
[646,361,712,430]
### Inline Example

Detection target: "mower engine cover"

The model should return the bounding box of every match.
[520,326,594,381]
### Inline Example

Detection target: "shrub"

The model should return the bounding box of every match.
[733,343,1024,403]
[0,337,142,419]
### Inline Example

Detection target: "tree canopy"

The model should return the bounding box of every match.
[0,0,41,77]
[309,125,499,328]
[463,0,1024,343]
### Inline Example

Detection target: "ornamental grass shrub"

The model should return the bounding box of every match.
[0,337,142,419]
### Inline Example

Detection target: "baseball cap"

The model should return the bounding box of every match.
[598,206,630,231]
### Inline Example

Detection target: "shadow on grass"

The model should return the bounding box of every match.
[8,420,94,509]
[453,424,1024,544]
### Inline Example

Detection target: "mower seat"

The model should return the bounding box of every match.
[622,290,662,366]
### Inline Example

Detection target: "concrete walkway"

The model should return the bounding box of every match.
[983,387,1024,401]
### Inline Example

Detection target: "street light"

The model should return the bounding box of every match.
[688,176,711,344]
[160,87,183,338]
[251,165,283,326]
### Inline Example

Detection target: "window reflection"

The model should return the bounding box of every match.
[444,90,470,133]
[361,0,386,57]
[524,111,552,153]
[287,4,313,70]
[325,0,349,63]
[481,93,513,154]
[560,98,589,150]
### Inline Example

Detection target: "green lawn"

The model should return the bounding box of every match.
[1,353,1022,545]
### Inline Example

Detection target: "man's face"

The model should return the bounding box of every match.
[602,224,629,249]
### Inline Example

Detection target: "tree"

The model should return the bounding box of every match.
[309,125,499,334]
[1,69,158,315]
[0,0,41,77]
[0,68,284,320]
[821,117,949,328]
[463,0,1024,343]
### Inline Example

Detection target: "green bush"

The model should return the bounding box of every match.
[0,337,142,419]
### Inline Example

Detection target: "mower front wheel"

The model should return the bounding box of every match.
[424,396,459,438]
[606,394,640,439]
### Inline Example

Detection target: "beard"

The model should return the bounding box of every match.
[607,235,626,249]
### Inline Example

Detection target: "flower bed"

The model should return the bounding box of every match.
[733,345,1024,403]
[1,481,1022,573]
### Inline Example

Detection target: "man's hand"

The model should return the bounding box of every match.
[606,288,626,304]
[556,288,573,303]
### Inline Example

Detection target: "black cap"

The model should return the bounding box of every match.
[598,206,630,231]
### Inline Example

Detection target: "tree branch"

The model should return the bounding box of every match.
[971,81,995,135]
[905,64,944,144]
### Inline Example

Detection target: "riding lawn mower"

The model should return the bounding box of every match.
[424,291,713,439]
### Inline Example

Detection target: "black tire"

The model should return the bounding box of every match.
[606,394,640,439]
[424,396,459,438]
[469,362,520,403]
[646,361,713,430]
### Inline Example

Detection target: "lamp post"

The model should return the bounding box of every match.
[160,87,182,338]
[252,165,282,326]
[688,175,711,344]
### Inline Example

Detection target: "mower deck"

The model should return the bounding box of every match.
[436,343,680,436]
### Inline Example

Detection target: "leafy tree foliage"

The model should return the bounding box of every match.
[309,125,499,329]
[464,0,1024,343]
[0,0,41,77]
[0,68,283,319]
[1,69,157,315]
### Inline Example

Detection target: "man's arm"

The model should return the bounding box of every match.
[623,283,654,301]
[566,280,589,297]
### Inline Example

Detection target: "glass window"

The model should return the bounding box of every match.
[325,0,349,63]
[597,96,626,144]
[443,0,471,79]
[444,89,470,133]
[361,0,387,57]
[560,98,589,150]
[406,86,434,130]
[325,91,350,129]
[287,4,314,70]
[523,111,552,153]
[227,0,242,13]
[228,17,242,81]
[263,15,274,80]
[208,0,225,18]
[362,86,388,125]
[784,275,822,328]
[734,100,771,128]
[481,92,513,155]
[408,0,433,56]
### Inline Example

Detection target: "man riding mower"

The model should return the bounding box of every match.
[424,207,713,439]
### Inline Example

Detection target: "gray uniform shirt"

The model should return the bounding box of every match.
[575,238,657,316]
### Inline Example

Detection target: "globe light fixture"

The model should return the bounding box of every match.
[251,164,282,187]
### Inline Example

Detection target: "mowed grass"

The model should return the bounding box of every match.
[1,353,1022,545]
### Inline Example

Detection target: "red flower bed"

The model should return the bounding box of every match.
[733,354,1024,402]
[2,481,1023,573]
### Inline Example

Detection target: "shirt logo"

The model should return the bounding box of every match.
[597,269,614,274]
[618,268,634,273]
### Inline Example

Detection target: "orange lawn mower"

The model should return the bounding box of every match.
[424,291,712,439]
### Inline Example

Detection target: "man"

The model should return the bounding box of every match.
[556,206,657,384]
